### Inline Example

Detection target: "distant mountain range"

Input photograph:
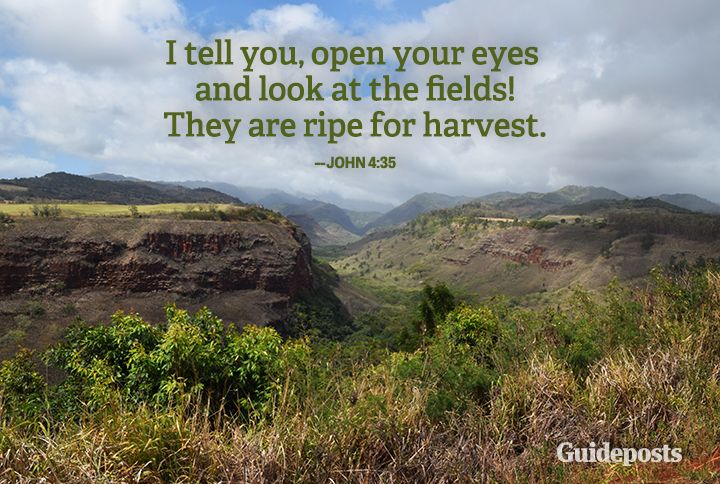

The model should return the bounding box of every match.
[480,186,628,218]
[3,172,719,246]
[657,194,720,214]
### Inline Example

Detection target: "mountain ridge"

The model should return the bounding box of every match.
[1,172,239,205]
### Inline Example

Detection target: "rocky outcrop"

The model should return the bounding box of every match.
[0,218,312,299]
[474,241,572,271]
[441,229,573,272]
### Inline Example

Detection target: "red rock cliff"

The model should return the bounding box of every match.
[0,218,313,299]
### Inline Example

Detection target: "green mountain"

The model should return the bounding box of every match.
[1,172,239,204]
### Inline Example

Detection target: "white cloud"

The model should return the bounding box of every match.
[0,154,55,178]
[0,0,718,203]
[0,0,183,69]
[247,4,337,36]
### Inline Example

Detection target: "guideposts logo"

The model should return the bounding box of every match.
[556,442,682,466]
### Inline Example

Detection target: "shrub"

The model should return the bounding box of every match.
[0,349,46,420]
[0,211,14,226]
[24,300,45,317]
[417,282,456,335]
[128,204,140,218]
[31,204,61,218]
[527,220,558,230]
[61,303,78,316]
[43,306,292,416]
[13,314,32,330]
[441,305,499,364]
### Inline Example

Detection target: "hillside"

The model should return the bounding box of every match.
[167,179,392,213]
[556,197,692,215]
[0,172,239,204]
[363,193,470,233]
[658,193,720,213]
[329,206,720,307]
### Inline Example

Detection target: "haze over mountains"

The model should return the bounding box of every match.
[2,172,719,246]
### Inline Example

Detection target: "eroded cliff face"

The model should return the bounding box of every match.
[0,218,312,299]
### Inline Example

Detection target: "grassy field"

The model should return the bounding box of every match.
[0,202,236,217]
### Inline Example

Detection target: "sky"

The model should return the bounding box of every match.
[0,0,718,205]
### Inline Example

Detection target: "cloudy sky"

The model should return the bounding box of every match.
[0,0,718,205]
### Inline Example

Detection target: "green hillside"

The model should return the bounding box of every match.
[0,172,239,204]
[363,192,471,233]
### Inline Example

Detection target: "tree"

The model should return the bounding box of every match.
[417,283,456,336]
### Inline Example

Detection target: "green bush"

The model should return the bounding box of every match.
[526,220,558,230]
[128,204,140,218]
[31,204,61,218]
[441,305,499,364]
[417,282,456,335]
[0,349,46,420]
[43,305,295,416]
[177,204,285,223]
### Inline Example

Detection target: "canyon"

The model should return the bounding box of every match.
[0,217,315,359]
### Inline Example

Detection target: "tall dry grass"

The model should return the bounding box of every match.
[1,267,720,482]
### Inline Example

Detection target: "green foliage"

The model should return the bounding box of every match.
[552,307,603,376]
[441,305,499,364]
[178,204,285,223]
[390,345,494,421]
[417,282,456,335]
[0,349,46,420]
[526,219,558,230]
[4,265,720,480]
[277,259,354,340]
[31,204,61,218]
[43,306,292,416]
[128,204,140,218]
